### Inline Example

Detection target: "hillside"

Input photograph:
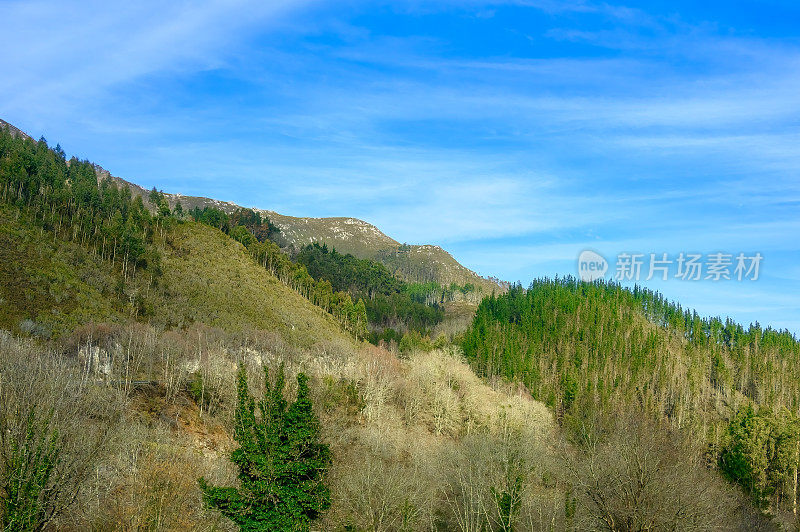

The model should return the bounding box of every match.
[155,223,353,347]
[0,119,498,293]
[0,118,29,140]
[462,277,800,523]
[92,173,502,293]
[0,204,124,337]
[0,208,557,528]
[0,118,779,530]
[0,204,348,346]
[263,210,504,293]
[259,210,501,292]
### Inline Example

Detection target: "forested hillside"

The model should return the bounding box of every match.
[296,243,455,339]
[183,206,458,345]
[0,120,456,348]
[0,125,366,343]
[462,277,800,518]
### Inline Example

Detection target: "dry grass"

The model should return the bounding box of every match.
[1,312,559,531]
[155,223,354,348]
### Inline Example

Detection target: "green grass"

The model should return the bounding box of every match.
[0,206,355,348]
[0,205,124,337]
[153,222,355,348]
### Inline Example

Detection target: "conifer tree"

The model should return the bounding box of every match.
[199,364,331,531]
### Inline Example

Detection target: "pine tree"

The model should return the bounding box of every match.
[199,364,331,531]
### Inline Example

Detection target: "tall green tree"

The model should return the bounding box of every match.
[719,406,799,512]
[199,364,332,531]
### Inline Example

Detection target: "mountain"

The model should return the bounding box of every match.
[258,209,504,292]
[166,191,502,292]
[0,189,347,347]
[0,119,500,292]
[94,170,502,293]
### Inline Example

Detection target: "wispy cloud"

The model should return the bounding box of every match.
[0,0,314,123]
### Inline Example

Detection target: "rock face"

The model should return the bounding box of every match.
[256,211,502,292]
[0,118,32,140]
[257,211,399,255]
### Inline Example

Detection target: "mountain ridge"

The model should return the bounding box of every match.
[27,129,499,294]
[0,117,500,292]
[153,186,502,292]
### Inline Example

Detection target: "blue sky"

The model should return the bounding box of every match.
[1,0,799,333]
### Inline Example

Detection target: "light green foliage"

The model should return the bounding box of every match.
[399,330,434,356]
[1,411,60,531]
[463,277,800,514]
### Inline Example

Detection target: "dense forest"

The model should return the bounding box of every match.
[296,243,446,339]
[462,277,800,515]
[0,131,161,282]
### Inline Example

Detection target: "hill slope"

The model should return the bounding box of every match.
[0,118,29,140]
[0,201,351,348]
[0,204,123,337]
[155,222,350,347]
[462,277,800,520]
[91,169,502,292]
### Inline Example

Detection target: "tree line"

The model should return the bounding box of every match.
[0,127,164,283]
[295,243,447,339]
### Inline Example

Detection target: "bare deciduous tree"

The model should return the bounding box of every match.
[0,333,123,529]
[564,412,741,532]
